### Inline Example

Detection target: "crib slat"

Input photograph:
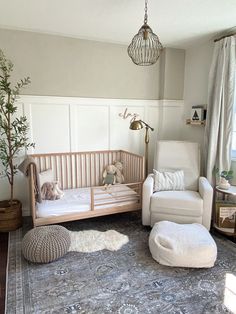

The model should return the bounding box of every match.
[60,155,63,189]
[91,187,94,210]
[98,153,101,185]
[54,156,57,181]
[39,157,42,172]
[94,153,97,186]
[80,154,82,187]
[75,154,78,188]
[85,154,88,187]
[89,153,92,187]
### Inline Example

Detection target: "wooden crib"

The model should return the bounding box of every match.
[28,150,145,227]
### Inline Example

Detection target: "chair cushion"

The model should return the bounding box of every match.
[149,221,217,268]
[154,141,200,191]
[151,190,203,217]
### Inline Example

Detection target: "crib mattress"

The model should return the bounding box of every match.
[36,185,138,218]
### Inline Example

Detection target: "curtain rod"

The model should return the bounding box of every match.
[214,32,236,42]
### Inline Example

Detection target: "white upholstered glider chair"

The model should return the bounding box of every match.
[142,141,213,230]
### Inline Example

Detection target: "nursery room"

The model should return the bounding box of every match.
[0,0,236,313]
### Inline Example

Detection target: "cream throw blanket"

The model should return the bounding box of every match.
[18,156,42,203]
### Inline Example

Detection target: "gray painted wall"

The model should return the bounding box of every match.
[0,28,161,99]
[181,41,214,146]
[180,40,214,174]
[0,28,186,100]
[160,48,185,100]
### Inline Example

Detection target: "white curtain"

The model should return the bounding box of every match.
[204,36,236,183]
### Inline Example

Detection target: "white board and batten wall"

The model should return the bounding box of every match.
[0,95,184,215]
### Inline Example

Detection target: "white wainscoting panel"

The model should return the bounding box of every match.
[72,105,109,151]
[30,103,71,153]
[0,96,184,216]
[158,100,184,140]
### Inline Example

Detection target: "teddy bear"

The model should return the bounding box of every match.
[113,161,125,184]
[41,181,64,200]
[102,164,117,188]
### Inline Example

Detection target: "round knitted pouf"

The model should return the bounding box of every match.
[22,225,71,263]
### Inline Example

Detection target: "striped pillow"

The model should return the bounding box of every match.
[153,169,185,192]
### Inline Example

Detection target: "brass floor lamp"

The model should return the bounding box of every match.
[130,119,154,177]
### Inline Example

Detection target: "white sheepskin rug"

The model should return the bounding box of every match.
[68,230,129,252]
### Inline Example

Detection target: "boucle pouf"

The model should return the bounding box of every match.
[149,221,217,268]
[22,225,71,263]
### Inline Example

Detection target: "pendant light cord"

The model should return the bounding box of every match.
[144,0,148,25]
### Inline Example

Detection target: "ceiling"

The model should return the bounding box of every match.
[0,0,235,48]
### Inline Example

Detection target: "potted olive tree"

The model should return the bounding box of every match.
[0,50,34,232]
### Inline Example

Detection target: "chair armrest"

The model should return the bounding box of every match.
[199,177,213,230]
[142,174,154,226]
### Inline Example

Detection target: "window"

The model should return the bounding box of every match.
[232,116,236,158]
[231,78,236,159]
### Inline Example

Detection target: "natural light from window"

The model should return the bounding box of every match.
[232,116,236,158]
[224,273,236,313]
[231,77,236,158]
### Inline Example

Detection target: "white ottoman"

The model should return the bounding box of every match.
[149,221,217,268]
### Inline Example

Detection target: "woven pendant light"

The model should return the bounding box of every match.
[128,0,163,66]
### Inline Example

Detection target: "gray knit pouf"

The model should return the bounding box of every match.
[22,225,71,263]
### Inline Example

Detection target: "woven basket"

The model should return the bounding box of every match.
[22,225,71,263]
[0,200,22,232]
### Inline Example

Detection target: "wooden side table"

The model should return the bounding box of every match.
[214,186,236,238]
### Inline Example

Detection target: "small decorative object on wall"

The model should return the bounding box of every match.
[191,105,205,121]
[130,119,154,176]
[118,107,140,121]
[127,0,163,66]
[0,50,34,232]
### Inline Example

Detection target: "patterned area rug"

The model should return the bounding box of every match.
[6,213,236,314]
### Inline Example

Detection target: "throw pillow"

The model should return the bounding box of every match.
[153,169,185,192]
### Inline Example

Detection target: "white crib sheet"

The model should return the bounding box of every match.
[36,185,138,218]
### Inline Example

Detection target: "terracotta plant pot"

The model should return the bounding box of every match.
[0,200,22,232]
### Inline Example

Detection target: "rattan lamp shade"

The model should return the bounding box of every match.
[128,0,163,66]
[128,24,163,66]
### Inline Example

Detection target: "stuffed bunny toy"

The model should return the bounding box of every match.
[41,181,64,200]
[102,164,117,188]
[113,161,125,184]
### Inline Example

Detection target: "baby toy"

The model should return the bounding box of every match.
[102,164,117,188]
[113,161,125,184]
[41,181,64,200]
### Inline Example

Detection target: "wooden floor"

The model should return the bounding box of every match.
[0,232,8,314]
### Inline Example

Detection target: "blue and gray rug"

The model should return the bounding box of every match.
[6,213,236,313]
